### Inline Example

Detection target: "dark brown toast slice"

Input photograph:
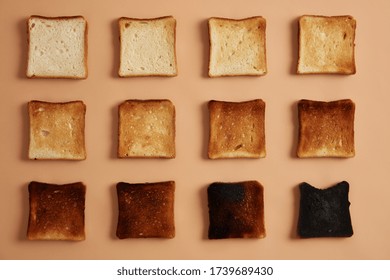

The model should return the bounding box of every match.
[116,181,175,239]
[27,181,86,241]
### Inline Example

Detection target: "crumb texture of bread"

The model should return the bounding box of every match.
[118,99,175,158]
[28,100,86,160]
[27,181,86,241]
[297,15,356,74]
[208,17,267,77]
[208,99,265,159]
[116,181,175,239]
[118,16,177,77]
[297,99,355,158]
[207,181,265,239]
[297,181,353,238]
[27,16,88,78]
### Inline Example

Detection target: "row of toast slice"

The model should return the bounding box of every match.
[27,180,353,240]
[26,14,356,78]
[28,99,355,160]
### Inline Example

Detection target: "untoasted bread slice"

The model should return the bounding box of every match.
[116,181,175,239]
[27,15,88,79]
[298,181,353,238]
[207,181,265,239]
[208,99,266,159]
[28,100,86,160]
[208,17,267,77]
[297,15,356,74]
[118,99,175,158]
[118,16,177,77]
[27,181,86,241]
[297,99,355,158]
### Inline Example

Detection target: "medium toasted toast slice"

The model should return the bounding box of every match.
[208,99,266,159]
[118,16,177,77]
[28,100,86,160]
[116,181,175,239]
[207,181,265,239]
[118,99,175,158]
[297,99,355,158]
[27,15,88,79]
[208,17,267,77]
[297,15,356,74]
[27,181,86,241]
[298,181,353,238]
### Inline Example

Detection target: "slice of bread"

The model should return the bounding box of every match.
[27,15,88,79]
[297,15,356,74]
[118,16,177,77]
[27,181,86,241]
[118,99,175,158]
[207,181,265,239]
[297,181,353,238]
[208,99,266,159]
[208,17,267,77]
[28,100,86,160]
[297,99,355,158]
[116,181,175,239]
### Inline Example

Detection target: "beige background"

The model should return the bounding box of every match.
[1,0,389,260]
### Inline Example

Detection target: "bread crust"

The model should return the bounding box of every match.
[116,181,175,239]
[118,99,175,158]
[27,15,88,79]
[297,99,355,158]
[118,16,177,77]
[208,16,267,77]
[207,181,265,239]
[208,99,266,159]
[297,15,356,74]
[28,100,87,160]
[27,181,86,241]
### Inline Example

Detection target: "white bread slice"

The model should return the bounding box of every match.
[118,16,177,77]
[28,100,87,160]
[27,16,88,79]
[297,15,356,74]
[208,17,267,77]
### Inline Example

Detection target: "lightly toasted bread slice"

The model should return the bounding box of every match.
[297,99,355,158]
[118,16,177,77]
[27,15,88,79]
[208,16,267,77]
[27,181,86,241]
[118,99,175,158]
[28,100,86,160]
[297,15,356,74]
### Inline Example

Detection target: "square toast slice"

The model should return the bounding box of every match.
[297,99,355,158]
[27,181,86,241]
[28,100,86,160]
[27,15,88,79]
[208,99,266,159]
[297,15,356,74]
[118,99,175,158]
[116,181,175,239]
[207,181,265,239]
[208,16,267,77]
[118,16,177,77]
[298,181,353,238]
